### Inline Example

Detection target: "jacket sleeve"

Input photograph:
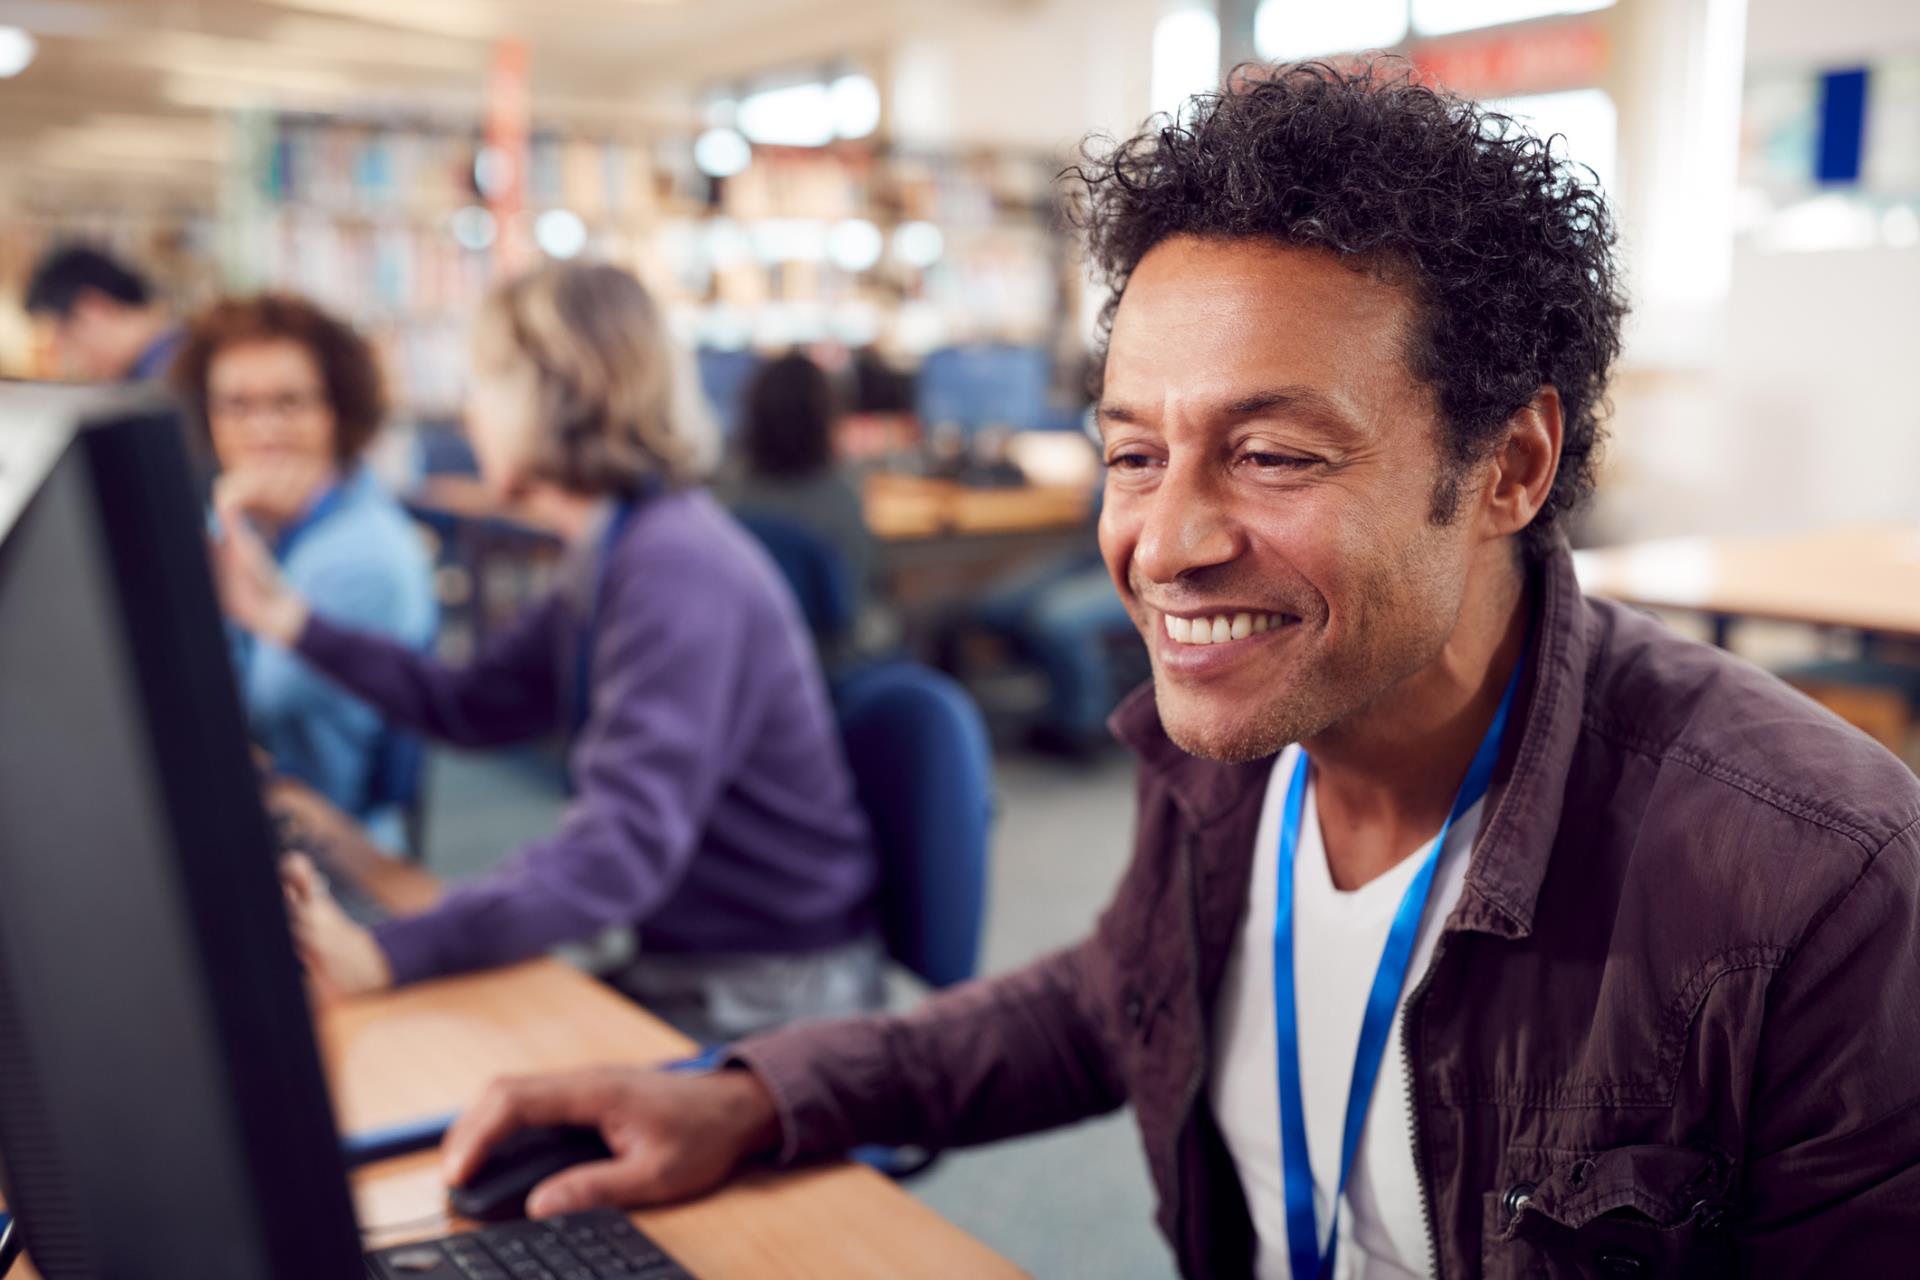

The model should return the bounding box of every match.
[295,594,569,749]
[1735,818,1920,1272]
[728,939,1129,1162]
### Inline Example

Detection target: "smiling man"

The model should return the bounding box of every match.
[439,63,1920,1276]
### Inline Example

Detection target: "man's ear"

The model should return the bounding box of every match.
[1482,386,1562,542]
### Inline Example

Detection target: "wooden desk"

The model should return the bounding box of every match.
[862,475,1093,542]
[8,786,1025,1279]
[1573,526,1920,644]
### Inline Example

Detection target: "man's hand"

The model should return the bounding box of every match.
[280,854,393,997]
[211,492,309,647]
[442,1066,783,1218]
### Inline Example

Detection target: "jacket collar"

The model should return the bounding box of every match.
[1109,540,1594,940]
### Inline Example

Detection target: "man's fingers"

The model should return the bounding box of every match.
[526,1156,661,1219]
[441,1074,621,1187]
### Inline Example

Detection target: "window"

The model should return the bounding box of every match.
[1153,6,1222,119]
[1253,0,1408,61]
[1486,88,1619,194]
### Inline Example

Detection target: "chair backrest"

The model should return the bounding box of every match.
[413,421,479,477]
[696,348,763,438]
[364,727,424,813]
[736,511,858,644]
[834,662,994,990]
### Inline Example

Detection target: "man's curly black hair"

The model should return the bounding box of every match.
[1068,58,1628,560]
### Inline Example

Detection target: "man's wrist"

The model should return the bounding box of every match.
[715,1067,782,1162]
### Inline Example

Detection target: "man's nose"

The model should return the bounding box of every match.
[1130,459,1241,585]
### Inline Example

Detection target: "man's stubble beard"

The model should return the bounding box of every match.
[1147,550,1459,765]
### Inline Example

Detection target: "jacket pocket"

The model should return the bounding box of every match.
[1480,1144,1735,1279]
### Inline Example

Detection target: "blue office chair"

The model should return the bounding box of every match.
[364,726,430,859]
[696,348,763,438]
[833,660,994,991]
[413,421,480,478]
[735,512,859,647]
[834,661,994,1177]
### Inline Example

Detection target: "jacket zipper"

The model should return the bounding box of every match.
[1401,935,1450,1280]
[1172,829,1208,1273]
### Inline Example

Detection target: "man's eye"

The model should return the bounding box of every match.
[1106,452,1156,471]
[1243,452,1317,470]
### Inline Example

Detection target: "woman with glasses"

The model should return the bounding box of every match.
[173,294,437,842]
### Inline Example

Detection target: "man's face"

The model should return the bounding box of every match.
[41,291,130,382]
[1097,236,1483,763]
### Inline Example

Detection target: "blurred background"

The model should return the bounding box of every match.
[3,1,1917,1275]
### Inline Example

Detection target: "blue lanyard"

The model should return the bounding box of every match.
[1274,654,1525,1280]
[571,499,640,735]
[270,473,348,562]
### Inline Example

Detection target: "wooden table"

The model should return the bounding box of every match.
[7,785,1025,1280]
[1572,525,1920,645]
[861,475,1092,542]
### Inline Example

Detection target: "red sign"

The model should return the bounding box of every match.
[1409,18,1609,99]
[485,38,531,273]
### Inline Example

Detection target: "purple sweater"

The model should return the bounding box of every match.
[295,489,877,985]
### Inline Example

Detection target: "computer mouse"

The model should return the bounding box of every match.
[447,1124,615,1223]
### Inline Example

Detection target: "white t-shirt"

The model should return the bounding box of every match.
[1209,743,1482,1280]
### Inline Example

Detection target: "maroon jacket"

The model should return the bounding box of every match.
[737,544,1920,1277]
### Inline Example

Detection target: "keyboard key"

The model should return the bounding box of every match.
[368,1210,693,1280]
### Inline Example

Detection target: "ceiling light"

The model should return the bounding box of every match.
[0,26,38,78]
[694,127,751,179]
[451,206,497,251]
[739,82,833,148]
[827,219,883,272]
[892,221,944,269]
[829,74,881,139]
[535,209,588,259]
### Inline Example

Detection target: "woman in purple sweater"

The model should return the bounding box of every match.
[214,263,880,1042]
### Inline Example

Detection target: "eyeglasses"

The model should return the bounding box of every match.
[209,389,328,421]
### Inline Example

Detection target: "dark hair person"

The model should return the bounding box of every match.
[435,60,1920,1276]
[176,293,436,837]
[213,263,879,1043]
[723,352,873,624]
[26,244,181,382]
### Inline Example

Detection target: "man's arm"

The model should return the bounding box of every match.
[439,941,1130,1217]
[1734,819,1920,1272]
[730,940,1128,1162]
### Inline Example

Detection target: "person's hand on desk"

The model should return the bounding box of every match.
[442,1066,782,1218]
[211,485,310,648]
[280,853,393,997]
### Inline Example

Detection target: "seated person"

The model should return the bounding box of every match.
[433,63,1920,1270]
[27,243,182,383]
[215,262,880,1043]
[717,352,874,625]
[173,293,436,842]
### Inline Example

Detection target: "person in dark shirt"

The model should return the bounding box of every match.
[26,245,182,383]
[719,352,874,623]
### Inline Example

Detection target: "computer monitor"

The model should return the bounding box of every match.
[0,384,365,1277]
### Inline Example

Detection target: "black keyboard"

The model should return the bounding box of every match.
[365,1209,695,1279]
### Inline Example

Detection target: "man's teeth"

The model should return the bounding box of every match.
[1162,612,1291,644]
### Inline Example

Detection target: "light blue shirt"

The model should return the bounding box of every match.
[234,466,436,832]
